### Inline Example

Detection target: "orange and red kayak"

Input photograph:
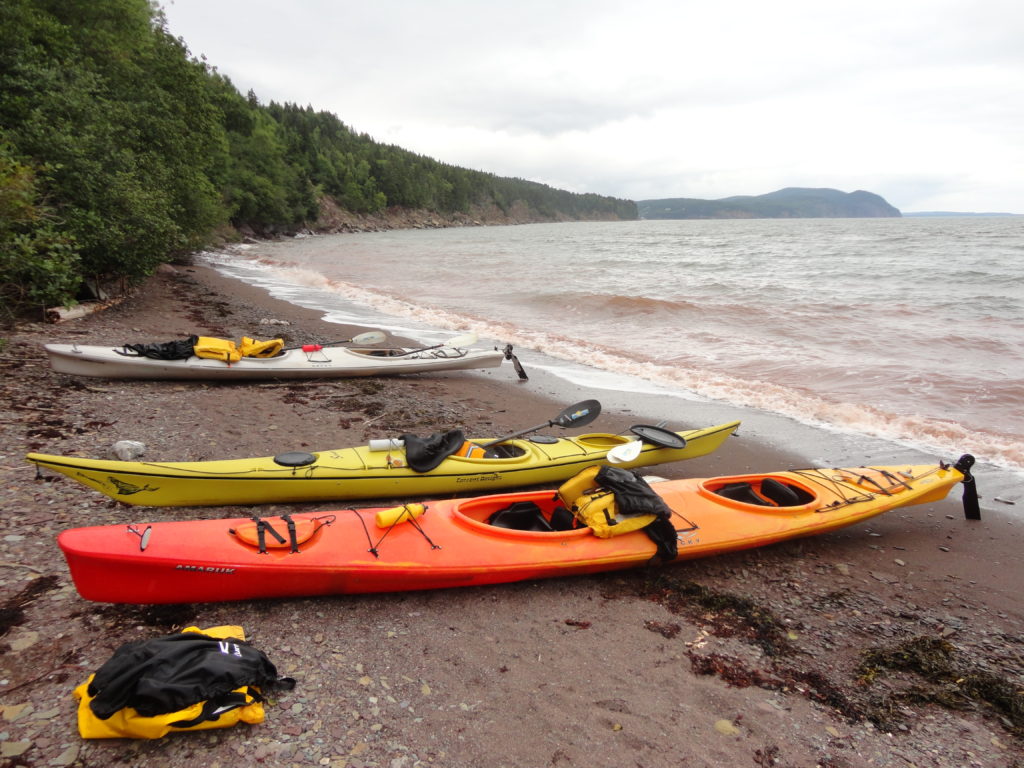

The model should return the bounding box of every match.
[57,456,976,604]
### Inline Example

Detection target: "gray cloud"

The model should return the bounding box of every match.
[161,0,1024,212]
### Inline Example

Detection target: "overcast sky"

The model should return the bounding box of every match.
[159,0,1024,213]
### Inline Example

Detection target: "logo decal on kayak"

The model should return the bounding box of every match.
[175,564,236,574]
[456,473,501,484]
[105,475,159,496]
[677,530,701,547]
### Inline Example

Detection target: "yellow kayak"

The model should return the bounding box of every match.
[27,421,741,507]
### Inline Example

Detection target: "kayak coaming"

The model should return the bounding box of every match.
[43,343,505,379]
[26,421,741,506]
[57,461,968,604]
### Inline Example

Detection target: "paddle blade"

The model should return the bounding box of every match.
[444,332,478,348]
[552,399,601,429]
[607,439,643,464]
[630,424,687,450]
[352,331,387,345]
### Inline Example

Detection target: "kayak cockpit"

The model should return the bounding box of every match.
[345,347,468,359]
[452,495,591,538]
[700,475,817,509]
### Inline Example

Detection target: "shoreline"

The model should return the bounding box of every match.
[1,263,1022,767]
[199,240,1024,498]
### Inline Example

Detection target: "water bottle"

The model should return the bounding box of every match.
[368,438,404,452]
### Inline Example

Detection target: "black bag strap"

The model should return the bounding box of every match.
[168,688,261,728]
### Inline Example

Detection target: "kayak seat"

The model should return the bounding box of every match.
[549,506,577,531]
[759,477,814,507]
[488,501,554,532]
[715,482,771,506]
[273,451,317,467]
[715,479,814,507]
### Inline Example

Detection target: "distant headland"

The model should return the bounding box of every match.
[637,188,901,219]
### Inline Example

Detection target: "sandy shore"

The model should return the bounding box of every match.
[1,261,1021,767]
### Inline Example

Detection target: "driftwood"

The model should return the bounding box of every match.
[45,296,125,323]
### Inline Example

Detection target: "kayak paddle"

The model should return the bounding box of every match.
[481,399,601,448]
[284,330,387,351]
[390,331,479,357]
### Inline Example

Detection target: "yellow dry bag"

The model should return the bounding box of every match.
[73,625,290,739]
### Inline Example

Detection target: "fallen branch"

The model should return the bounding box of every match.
[0,562,43,573]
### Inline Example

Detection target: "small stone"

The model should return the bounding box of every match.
[714,719,740,736]
[2,704,31,722]
[112,440,146,460]
[51,744,79,766]
[894,559,906,567]
[1,741,32,758]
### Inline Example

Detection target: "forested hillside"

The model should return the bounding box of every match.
[0,0,635,317]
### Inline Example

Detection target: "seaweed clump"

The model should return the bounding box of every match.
[858,635,1024,736]
[76,602,198,634]
[636,573,795,657]
[0,575,60,638]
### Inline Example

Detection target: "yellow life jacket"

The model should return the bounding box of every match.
[239,336,284,358]
[556,466,658,538]
[193,336,241,363]
[73,625,268,739]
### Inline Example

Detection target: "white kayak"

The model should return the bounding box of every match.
[43,342,507,380]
